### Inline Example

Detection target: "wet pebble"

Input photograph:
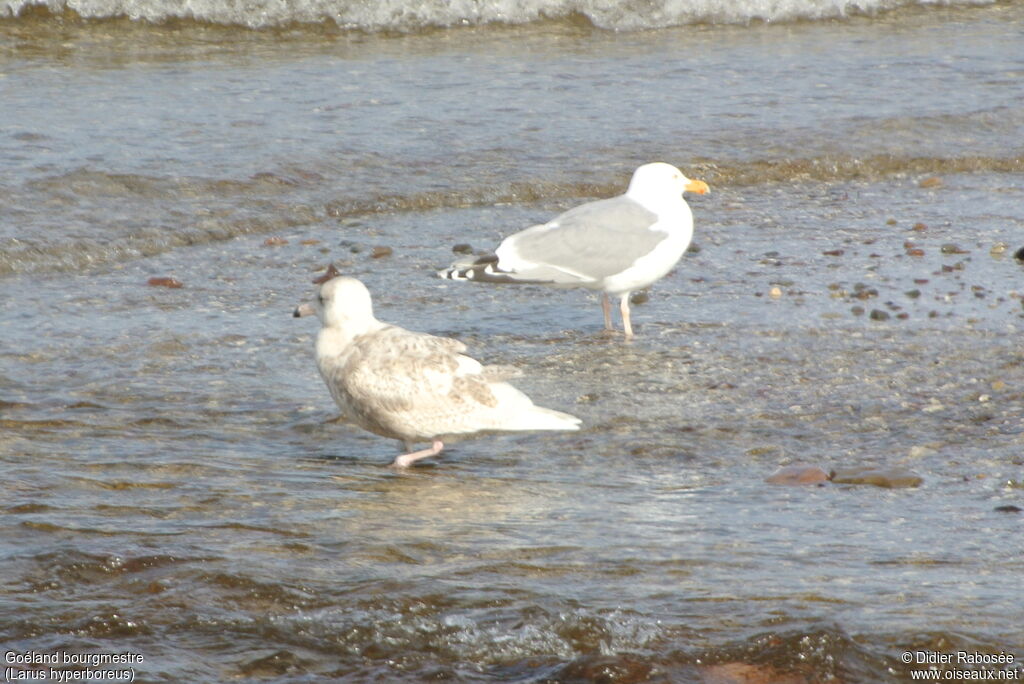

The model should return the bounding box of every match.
[147,277,183,288]
[263,236,288,246]
[905,289,921,299]
[852,283,878,299]
[994,505,1021,514]
[371,246,393,259]
[629,290,649,305]
[869,309,889,321]
[940,243,968,255]
[765,465,829,485]
[919,176,943,188]
[912,222,928,232]
[830,467,923,488]
[822,249,844,257]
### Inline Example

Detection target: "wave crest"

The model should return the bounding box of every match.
[2,0,999,31]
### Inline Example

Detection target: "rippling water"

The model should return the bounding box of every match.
[2,0,1023,681]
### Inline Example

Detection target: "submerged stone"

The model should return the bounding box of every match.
[829,467,923,488]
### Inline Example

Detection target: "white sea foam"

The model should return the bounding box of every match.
[1,0,996,30]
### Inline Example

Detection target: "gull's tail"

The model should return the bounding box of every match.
[495,405,583,432]
[438,254,555,285]
[484,383,582,433]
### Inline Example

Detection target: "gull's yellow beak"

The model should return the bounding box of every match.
[685,179,710,195]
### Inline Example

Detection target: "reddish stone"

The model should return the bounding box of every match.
[765,465,829,485]
[146,277,183,288]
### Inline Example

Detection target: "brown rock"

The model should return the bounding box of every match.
[263,236,288,246]
[766,465,829,485]
[371,246,393,259]
[147,277,183,288]
[700,662,809,684]
[919,176,943,188]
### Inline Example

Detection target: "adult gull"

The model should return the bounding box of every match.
[293,267,581,467]
[440,162,709,337]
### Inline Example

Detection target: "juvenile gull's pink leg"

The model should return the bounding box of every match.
[602,293,614,331]
[392,440,444,468]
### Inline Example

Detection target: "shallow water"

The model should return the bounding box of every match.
[2,1,1024,682]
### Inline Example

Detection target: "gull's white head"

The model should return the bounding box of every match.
[626,162,709,209]
[293,266,377,334]
[314,276,375,330]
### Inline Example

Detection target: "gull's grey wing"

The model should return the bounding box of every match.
[497,195,667,283]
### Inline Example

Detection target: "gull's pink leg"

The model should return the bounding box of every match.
[601,293,614,331]
[620,294,634,338]
[392,439,444,468]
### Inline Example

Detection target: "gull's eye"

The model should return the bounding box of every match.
[317,294,325,306]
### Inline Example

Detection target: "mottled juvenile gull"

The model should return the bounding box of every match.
[293,268,581,467]
[440,162,709,337]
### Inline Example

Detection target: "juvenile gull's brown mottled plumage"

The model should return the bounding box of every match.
[293,273,581,467]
